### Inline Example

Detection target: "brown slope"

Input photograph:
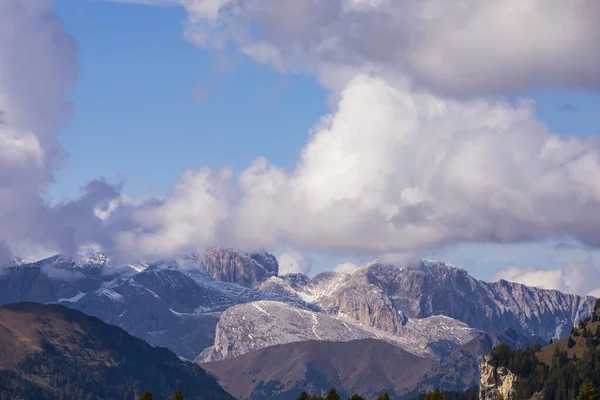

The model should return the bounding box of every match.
[537,321,600,365]
[199,339,435,400]
[0,302,234,400]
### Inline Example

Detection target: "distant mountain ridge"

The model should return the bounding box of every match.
[0,251,595,375]
[0,250,309,359]
[259,260,596,343]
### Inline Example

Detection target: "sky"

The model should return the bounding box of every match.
[3,0,600,295]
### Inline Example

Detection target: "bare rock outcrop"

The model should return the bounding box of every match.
[203,249,278,288]
[479,355,518,400]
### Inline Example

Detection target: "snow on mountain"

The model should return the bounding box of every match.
[1,251,596,363]
[0,251,311,359]
[197,300,481,363]
[259,260,595,343]
[196,300,375,363]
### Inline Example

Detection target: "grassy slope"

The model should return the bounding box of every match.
[537,321,600,365]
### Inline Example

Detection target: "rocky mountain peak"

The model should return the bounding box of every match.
[203,248,279,288]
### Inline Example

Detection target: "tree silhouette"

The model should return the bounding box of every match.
[376,391,391,400]
[325,388,341,400]
[140,390,154,400]
[171,389,184,400]
[297,392,311,400]
[348,395,364,400]
[424,388,443,400]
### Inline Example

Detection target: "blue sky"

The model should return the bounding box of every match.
[52,0,327,198]
[48,0,600,279]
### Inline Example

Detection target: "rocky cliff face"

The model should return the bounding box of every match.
[203,249,278,288]
[196,300,374,363]
[197,300,480,363]
[479,355,518,400]
[261,260,596,342]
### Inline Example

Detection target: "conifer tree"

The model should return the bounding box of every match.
[297,392,311,400]
[376,392,391,400]
[171,389,184,400]
[595,326,600,339]
[425,388,443,400]
[568,336,576,348]
[140,390,154,400]
[348,395,364,400]
[579,379,600,400]
[533,342,542,352]
[549,338,553,344]
[325,388,341,400]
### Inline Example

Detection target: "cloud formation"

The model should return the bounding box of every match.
[101,75,600,261]
[6,0,600,277]
[494,259,600,297]
[0,1,120,260]
[278,250,312,275]
[182,0,600,95]
[333,263,361,275]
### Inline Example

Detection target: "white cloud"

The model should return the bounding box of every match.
[278,250,312,275]
[0,1,122,260]
[217,75,600,257]
[494,259,600,296]
[6,0,600,291]
[114,168,231,260]
[82,73,600,264]
[181,0,600,95]
[40,263,85,281]
[333,263,360,275]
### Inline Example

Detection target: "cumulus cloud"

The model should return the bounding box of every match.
[72,73,600,262]
[278,250,312,275]
[181,0,600,95]
[8,0,600,279]
[333,263,360,275]
[494,259,600,296]
[217,75,600,256]
[113,168,231,260]
[0,0,123,260]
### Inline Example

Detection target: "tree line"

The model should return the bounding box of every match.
[139,389,183,399]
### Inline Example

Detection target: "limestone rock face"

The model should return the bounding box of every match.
[195,300,372,363]
[479,355,518,400]
[203,249,278,288]
[260,260,596,343]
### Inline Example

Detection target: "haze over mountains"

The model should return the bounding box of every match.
[0,248,596,398]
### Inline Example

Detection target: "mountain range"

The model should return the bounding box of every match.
[0,250,595,398]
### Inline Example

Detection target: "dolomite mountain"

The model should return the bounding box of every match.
[0,250,312,359]
[0,251,595,366]
[196,300,479,362]
[259,260,596,343]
